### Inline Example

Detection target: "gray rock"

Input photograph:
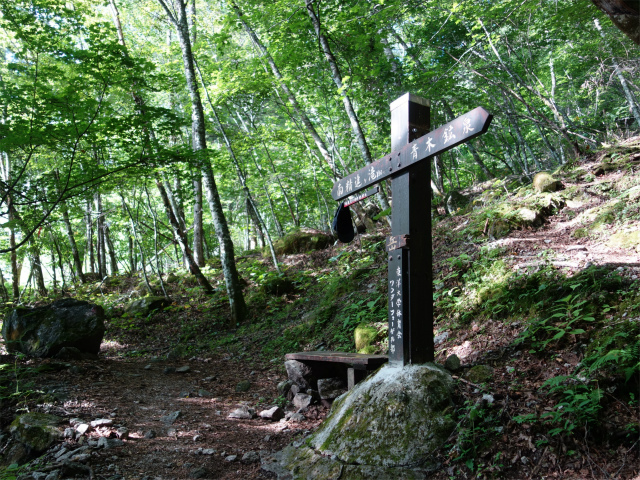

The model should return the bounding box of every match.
[70,453,91,463]
[284,360,313,390]
[175,366,190,373]
[434,331,449,345]
[189,467,207,479]
[288,413,306,423]
[277,380,293,396]
[91,418,113,428]
[225,454,237,462]
[2,299,105,358]
[236,380,251,392]
[293,393,312,410]
[198,389,213,397]
[317,378,347,400]
[259,406,285,421]
[123,296,170,317]
[44,471,60,480]
[161,411,181,425]
[116,427,129,439]
[63,428,74,439]
[97,437,124,449]
[242,451,260,463]
[444,354,461,372]
[10,413,62,453]
[144,430,157,439]
[75,424,91,435]
[201,448,216,455]
[297,363,454,469]
[69,418,83,427]
[228,406,256,419]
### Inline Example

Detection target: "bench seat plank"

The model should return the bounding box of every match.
[285,351,388,367]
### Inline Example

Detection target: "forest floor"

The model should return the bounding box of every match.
[1,137,640,479]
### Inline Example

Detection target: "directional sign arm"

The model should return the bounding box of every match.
[331,106,493,201]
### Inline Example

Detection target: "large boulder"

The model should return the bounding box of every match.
[274,363,455,478]
[2,299,105,358]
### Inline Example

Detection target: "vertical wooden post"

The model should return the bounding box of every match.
[387,93,433,365]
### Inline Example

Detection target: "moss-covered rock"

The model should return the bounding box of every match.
[464,364,494,384]
[533,172,561,193]
[608,231,640,251]
[354,325,378,353]
[124,296,170,316]
[290,363,454,469]
[10,413,62,456]
[268,229,333,256]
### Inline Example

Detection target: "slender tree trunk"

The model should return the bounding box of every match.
[105,224,119,274]
[192,177,205,266]
[96,193,106,277]
[86,198,95,274]
[157,0,246,323]
[50,229,66,289]
[8,199,20,298]
[304,0,391,215]
[30,247,47,296]
[156,176,214,292]
[60,198,86,283]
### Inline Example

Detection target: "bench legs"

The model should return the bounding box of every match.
[347,368,367,390]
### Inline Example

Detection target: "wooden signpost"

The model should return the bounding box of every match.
[332,93,493,366]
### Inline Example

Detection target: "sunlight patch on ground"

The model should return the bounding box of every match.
[100,339,128,354]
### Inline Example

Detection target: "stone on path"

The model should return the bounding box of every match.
[161,411,181,425]
[444,354,461,372]
[97,437,124,449]
[242,451,260,463]
[228,406,256,419]
[292,393,312,410]
[175,366,190,373]
[235,380,251,392]
[225,454,237,462]
[90,418,113,428]
[259,406,285,421]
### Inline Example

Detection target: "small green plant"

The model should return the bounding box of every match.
[517,291,595,351]
[515,375,603,437]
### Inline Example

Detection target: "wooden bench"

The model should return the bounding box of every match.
[285,351,388,390]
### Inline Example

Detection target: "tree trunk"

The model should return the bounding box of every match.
[86,198,95,274]
[192,177,205,266]
[591,0,640,45]
[30,247,47,296]
[156,176,214,293]
[105,224,119,274]
[157,0,246,323]
[60,198,86,283]
[95,193,106,277]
